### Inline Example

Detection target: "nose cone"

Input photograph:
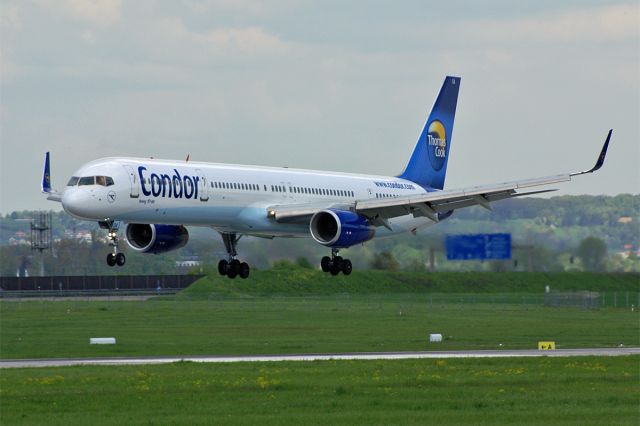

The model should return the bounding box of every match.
[62,189,99,220]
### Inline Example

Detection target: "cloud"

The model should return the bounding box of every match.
[460,3,639,44]
[38,0,123,27]
[150,17,290,57]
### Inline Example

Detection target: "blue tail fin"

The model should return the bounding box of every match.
[398,76,460,190]
[42,152,52,193]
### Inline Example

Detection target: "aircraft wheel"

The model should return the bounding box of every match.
[330,262,341,276]
[218,259,228,276]
[320,256,331,272]
[106,253,116,267]
[227,259,240,279]
[239,262,250,279]
[342,259,352,275]
[115,253,126,266]
[333,256,344,271]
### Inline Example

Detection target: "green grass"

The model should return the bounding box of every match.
[1,356,638,425]
[185,269,640,296]
[1,295,638,359]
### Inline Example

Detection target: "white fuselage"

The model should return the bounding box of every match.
[61,157,437,238]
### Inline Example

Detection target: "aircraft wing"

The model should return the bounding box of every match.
[355,176,564,228]
[268,130,612,228]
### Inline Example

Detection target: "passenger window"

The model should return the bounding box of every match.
[78,176,95,186]
[67,176,79,186]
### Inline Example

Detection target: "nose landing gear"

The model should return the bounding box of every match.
[100,220,126,267]
[217,233,250,279]
[321,248,352,276]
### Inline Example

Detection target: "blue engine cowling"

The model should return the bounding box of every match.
[125,224,189,254]
[309,209,375,248]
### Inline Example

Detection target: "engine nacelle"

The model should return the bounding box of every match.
[309,209,375,248]
[125,224,189,254]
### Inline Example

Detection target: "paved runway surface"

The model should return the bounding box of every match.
[2,347,638,368]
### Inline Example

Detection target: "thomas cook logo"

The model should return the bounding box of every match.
[426,119,447,171]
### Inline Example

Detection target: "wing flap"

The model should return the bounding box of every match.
[267,202,354,224]
[355,173,571,222]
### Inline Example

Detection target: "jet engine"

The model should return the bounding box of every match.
[309,209,375,248]
[125,223,189,254]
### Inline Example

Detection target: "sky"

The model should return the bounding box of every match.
[1,0,638,214]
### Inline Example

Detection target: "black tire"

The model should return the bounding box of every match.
[320,256,331,272]
[106,253,116,267]
[330,262,341,276]
[342,259,352,275]
[239,262,250,279]
[218,259,228,276]
[115,253,126,266]
[333,256,344,271]
[227,259,240,279]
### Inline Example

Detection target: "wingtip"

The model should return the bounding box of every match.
[570,129,612,177]
[593,129,612,172]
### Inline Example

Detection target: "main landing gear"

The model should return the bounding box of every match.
[100,220,126,267]
[320,248,352,276]
[217,233,250,279]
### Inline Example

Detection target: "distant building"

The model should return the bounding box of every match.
[176,259,202,269]
[617,217,633,224]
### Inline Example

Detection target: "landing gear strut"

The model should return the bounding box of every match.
[320,248,352,276]
[217,232,250,279]
[100,220,126,267]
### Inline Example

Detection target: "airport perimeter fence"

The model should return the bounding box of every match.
[169,291,640,311]
[0,275,204,295]
[1,292,638,318]
[0,276,637,310]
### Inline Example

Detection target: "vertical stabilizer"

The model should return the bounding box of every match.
[398,76,460,190]
[42,152,52,193]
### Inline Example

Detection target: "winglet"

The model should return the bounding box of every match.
[570,129,612,177]
[42,152,52,193]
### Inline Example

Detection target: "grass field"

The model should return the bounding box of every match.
[186,269,640,296]
[1,294,638,359]
[1,272,638,424]
[1,356,638,425]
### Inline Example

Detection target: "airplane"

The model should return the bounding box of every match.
[41,76,612,279]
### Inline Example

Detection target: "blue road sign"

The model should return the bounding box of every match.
[445,233,511,260]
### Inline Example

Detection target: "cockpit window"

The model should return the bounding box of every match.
[74,176,114,186]
[95,176,115,186]
[78,176,95,186]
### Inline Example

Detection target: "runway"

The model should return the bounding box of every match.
[1,347,638,368]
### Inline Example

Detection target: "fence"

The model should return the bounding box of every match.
[0,275,204,292]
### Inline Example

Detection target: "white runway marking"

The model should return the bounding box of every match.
[1,348,638,369]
